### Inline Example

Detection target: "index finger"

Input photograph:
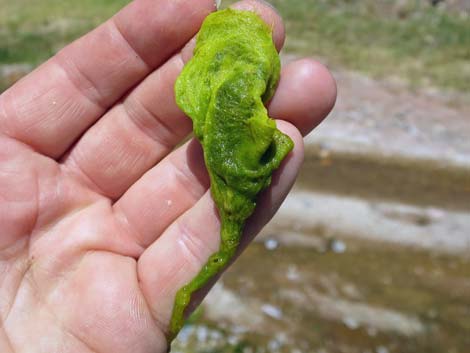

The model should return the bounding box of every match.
[0,0,216,158]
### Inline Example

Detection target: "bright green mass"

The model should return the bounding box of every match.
[170,8,294,340]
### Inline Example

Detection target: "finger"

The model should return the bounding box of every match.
[62,0,286,199]
[61,55,191,199]
[231,0,286,52]
[137,121,304,334]
[0,0,216,158]
[179,0,286,60]
[113,138,209,250]
[269,58,337,136]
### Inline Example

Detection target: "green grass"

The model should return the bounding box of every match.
[227,0,470,93]
[1,0,469,92]
[0,0,127,28]
[0,0,129,65]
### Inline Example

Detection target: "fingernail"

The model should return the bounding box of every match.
[255,0,280,15]
[231,0,281,17]
[215,0,222,9]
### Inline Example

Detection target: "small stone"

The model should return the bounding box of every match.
[319,148,331,160]
[176,325,194,345]
[209,329,223,342]
[227,334,239,345]
[268,339,282,351]
[264,238,279,251]
[261,304,283,320]
[376,346,389,353]
[342,316,360,330]
[231,325,247,334]
[196,325,208,343]
[286,265,301,281]
[331,239,347,253]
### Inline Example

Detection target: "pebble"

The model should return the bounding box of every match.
[261,304,283,320]
[227,334,239,345]
[176,325,193,345]
[268,339,282,351]
[264,238,279,251]
[196,326,208,343]
[331,239,347,253]
[376,346,389,353]
[286,265,301,281]
[342,316,360,330]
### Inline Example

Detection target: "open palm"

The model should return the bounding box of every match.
[0,0,336,352]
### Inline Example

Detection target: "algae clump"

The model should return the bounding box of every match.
[170,8,294,339]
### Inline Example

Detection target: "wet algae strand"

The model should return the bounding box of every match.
[170,9,294,339]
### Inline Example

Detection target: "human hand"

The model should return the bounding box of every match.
[0,0,336,352]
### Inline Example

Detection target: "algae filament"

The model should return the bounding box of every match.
[170,8,293,340]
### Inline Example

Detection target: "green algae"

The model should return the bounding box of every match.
[170,9,293,340]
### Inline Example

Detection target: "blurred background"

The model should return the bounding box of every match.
[1,0,470,352]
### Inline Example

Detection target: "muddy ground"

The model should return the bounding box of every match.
[171,56,470,353]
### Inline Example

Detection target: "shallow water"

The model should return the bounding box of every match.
[172,238,470,353]
[170,53,470,353]
[172,150,470,353]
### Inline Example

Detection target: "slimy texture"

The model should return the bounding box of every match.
[170,9,294,340]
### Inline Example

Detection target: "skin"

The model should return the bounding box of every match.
[171,9,293,338]
[0,0,336,352]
